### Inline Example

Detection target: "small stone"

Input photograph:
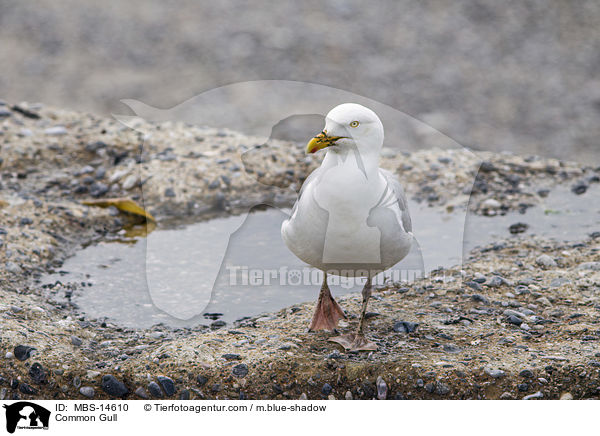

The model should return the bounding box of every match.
[443,344,461,353]
[148,382,163,398]
[466,281,482,291]
[345,391,353,400]
[196,375,208,386]
[101,374,129,397]
[80,387,95,398]
[500,392,514,400]
[471,294,489,304]
[393,321,419,333]
[509,223,529,234]
[90,182,109,198]
[134,387,149,399]
[571,181,588,195]
[473,273,487,283]
[19,383,37,395]
[299,393,308,400]
[482,198,501,209]
[560,392,573,400]
[222,353,241,361]
[157,376,176,396]
[164,187,176,198]
[507,315,522,326]
[179,389,191,400]
[28,363,46,384]
[232,364,248,378]
[71,336,83,346]
[14,345,36,361]
[122,174,139,190]
[376,376,387,400]
[5,352,13,359]
[536,254,557,268]
[321,383,332,396]
[488,276,506,287]
[523,391,543,400]
[45,126,67,135]
[484,368,506,378]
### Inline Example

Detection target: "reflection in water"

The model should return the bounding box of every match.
[42,185,599,328]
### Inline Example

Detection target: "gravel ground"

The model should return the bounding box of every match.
[1,103,600,400]
[0,1,599,165]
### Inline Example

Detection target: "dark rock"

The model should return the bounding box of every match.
[211,384,221,393]
[196,375,208,386]
[273,384,283,395]
[208,180,220,189]
[157,376,176,396]
[71,336,83,346]
[14,345,36,361]
[90,182,109,197]
[471,294,490,304]
[101,374,128,397]
[321,383,332,396]
[507,315,523,326]
[232,364,248,378]
[519,369,534,378]
[19,383,37,395]
[509,222,529,234]
[179,389,190,400]
[19,217,33,226]
[28,363,46,384]
[211,320,226,329]
[134,387,149,399]
[148,382,163,398]
[393,321,419,333]
[466,281,482,291]
[222,353,241,361]
[571,181,588,195]
[164,188,176,197]
[518,383,529,392]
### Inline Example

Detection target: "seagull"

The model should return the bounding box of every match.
[281,103,414,351]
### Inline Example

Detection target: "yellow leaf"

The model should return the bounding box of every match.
[82,197,156,222]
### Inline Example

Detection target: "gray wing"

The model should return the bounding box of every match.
[379,168,412,233]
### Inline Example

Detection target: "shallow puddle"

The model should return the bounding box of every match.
[41,184,600,328]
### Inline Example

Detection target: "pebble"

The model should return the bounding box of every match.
[45,126,68,135]
[164,187,176,197]
[222,353,241,361]
[28,363,46,384]
[196,375,208,386]
[157,376,176,396]
[571,181,588,195]
[101,374,129,397]
[484,368,506,378]
[345,391,353,400]
[299,393,308,400]
[488,276,506,287]
[5,352,13,359]
[232,363,248,378]
[122,174,139,190]
[179,390,191,400]
[321,383,332,396]
[90,182,109,197]
[559,392,573,400]
[522,391,543,400]
[507,315,522,326]
[134,387,149,399]
[80,387,95,398]
[19,383,38,395]
[148,381,164,398]
[393,321,419,333]
[473,273,487,283]
[509,222,529,234]
[14,345,36,361]
[577,262,600,271]
[471,294,489,304]
[536,254,557,268]
[376,376,387,400]
[71,336,83,346]
[6,262,22,274]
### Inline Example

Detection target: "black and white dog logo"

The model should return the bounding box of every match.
[3,402,50,433]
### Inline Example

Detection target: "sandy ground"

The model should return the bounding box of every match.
[1,102,600,400]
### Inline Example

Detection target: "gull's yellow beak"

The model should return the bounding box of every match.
[306,131,345,154]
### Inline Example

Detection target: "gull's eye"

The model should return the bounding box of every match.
[349,121,359,128]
